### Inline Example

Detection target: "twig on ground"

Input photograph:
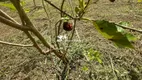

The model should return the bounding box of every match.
[0,40,33,47]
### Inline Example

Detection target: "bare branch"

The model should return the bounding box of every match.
[10,0,52,48]
[0,40,33,47]
[24,31,46,55]
[66,19,77,51]
[115,24,142,33]
[80,0,91,18]
[0,9,19,24]
[10,0,69,64]
[44,0,74,19]
[0,16,31,31]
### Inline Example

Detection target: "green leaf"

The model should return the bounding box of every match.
[75,7,80,14]
[96,57,102,64]
[116,26,124,33]
[119,21,130,27]
[20,1,26,6]
[93,20,118,39]
[116,21,130,33]
[92,20,134,48]
[24,8,30,13]
[78,0,86,9]
[110,34,134,48]
[82,66,89,71]
[125,33,137,42]
[85,49,102,63]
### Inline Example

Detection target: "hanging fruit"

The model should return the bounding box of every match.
[109,0,115,2]
[63,22,73,31]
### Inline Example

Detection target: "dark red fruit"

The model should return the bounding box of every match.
[109,0,115,2]
[63,22,73,31]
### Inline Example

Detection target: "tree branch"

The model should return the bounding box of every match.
[0,9,19,24]
[24,31,47,55]
[44,0,74,19]
[79,0,91,18]
[10,0,68,64]
[115,23,142,33]
[0,16,31,31]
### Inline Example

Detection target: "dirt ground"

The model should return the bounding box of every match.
[0,0,142,80]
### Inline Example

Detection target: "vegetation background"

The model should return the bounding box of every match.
[0,0,142,80]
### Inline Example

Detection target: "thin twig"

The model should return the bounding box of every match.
[115,23,142,33]
[44,0,74,19]
[84,0,91,10]
[61,64,69,80]
[10,0,68,64]
[79,0,91,18]
[10,0,52,48]
[55,0,66,52]
[33,0,36,7]
[0,9,19,24]
[9,0,47,55]
[58,0,65,34]
[67,0,75,17]
[55,20,62,50]
[42,0,53,55]
[42,0,50,19]
[0,16,31,31]
[66,19,77,51]
[0,40,33,47]
[24,31,46,55]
